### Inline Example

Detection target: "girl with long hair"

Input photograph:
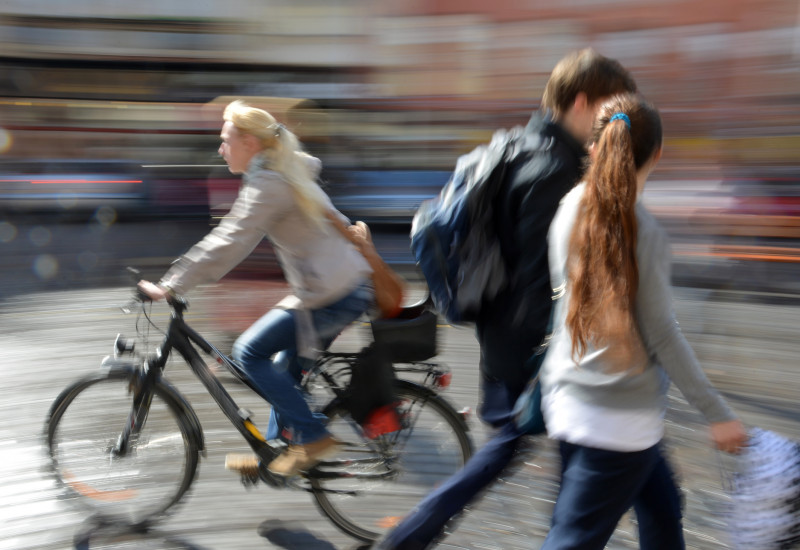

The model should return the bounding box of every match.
[539,94,747,549]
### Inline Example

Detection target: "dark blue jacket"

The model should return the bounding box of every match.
[476,113,587,392]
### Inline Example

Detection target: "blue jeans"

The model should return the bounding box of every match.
[541,440,685,550]
[232,281,372,445]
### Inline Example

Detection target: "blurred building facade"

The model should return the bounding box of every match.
[0,0,796,166]
[0,0,798,290]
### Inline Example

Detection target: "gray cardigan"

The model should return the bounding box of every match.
[161,153,371,310]
[541,183,734,433]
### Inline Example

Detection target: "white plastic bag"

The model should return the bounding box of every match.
[726,428,800,549]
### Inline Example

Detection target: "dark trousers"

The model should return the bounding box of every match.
[381,374,526,549]
[541,440,685,550]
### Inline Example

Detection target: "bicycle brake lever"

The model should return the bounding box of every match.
[120,267,150,313]
[121,288,150,314]
[120,298,140,315]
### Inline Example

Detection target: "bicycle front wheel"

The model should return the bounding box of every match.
[311,379,472,542]
[45,369,200,526]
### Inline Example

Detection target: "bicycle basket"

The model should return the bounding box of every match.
[370,306,437,363]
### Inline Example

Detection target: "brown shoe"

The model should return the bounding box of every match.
[267,435,342,477]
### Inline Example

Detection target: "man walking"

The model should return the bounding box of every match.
[377,49,639,549]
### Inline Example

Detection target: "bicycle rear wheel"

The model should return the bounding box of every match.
[45,369,200,526]
[310,379,472,542]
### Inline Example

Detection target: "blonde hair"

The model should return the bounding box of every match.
[223,100,327,228]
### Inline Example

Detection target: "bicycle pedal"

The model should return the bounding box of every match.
[259,465,292,488]
[225,454,260,487]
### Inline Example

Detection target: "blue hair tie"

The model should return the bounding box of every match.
[609,113,631,129]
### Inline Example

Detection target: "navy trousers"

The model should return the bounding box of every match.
[380,374,526,549]
[541,440,685,550]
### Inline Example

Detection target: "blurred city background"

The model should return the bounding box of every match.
[1,2,800,549]
[0,0,798,295]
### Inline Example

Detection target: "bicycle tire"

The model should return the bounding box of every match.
[310,379,472,542]
[45,368,200,527]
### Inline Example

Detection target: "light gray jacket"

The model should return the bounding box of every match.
[542,183,734,440]
[161,153,371,310]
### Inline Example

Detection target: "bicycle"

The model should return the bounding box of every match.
[44,276,473,543]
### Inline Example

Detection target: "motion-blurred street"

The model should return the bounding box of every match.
[1,1,799,548]
[1,218,799,549]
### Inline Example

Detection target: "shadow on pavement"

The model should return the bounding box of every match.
[258,518,355,549]
[73,516,211,549]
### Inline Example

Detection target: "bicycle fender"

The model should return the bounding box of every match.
[98,358,206,455]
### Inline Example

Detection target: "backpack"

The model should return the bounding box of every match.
[410,125,529,324]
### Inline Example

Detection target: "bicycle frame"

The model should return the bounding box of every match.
[47,288,475,543]
[107,294,467,490]
[112,298,282,471]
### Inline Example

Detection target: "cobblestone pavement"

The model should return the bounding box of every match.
[1,283,798,549]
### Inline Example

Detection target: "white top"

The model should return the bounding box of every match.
[542,380,665,451]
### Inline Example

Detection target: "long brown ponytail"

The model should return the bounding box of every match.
[566,94,663,369]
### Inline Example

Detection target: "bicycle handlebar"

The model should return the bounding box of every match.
[122,266,189,314]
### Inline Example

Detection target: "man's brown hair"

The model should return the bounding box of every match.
[541,49,637,118]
